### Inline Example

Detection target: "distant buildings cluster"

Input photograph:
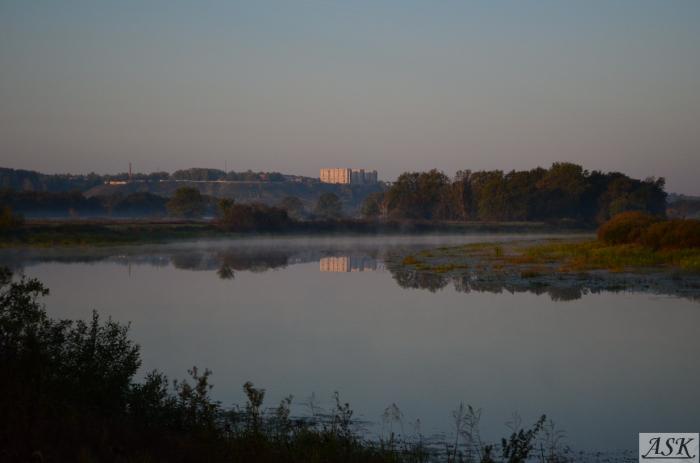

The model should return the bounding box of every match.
[320,168,378,185]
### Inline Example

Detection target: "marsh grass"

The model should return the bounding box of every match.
[519,241,700,272]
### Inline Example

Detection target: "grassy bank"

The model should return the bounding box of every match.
[514,240,700,272]
[396,238,700,276]
[396,213,700,275]
[387,238,700,301]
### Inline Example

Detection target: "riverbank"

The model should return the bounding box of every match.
[397,239,700,273]
[0,218,589,247]
[386,238,700,301]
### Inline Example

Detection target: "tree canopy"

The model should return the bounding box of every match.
[278,196,305,220]
[315,192,343,219]
[167,187,206,218]
[371,163,666,224]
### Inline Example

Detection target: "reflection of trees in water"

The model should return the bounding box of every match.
[158,248,385,279]
[391,270,448,293]
[171,253,208,271]
[217,265,235,280]
[388,267,691,301]
[168,249,293,279]
[391,269,596,301]
[217,251,289,273]
[453,275,587,301]
[5,245,698,301]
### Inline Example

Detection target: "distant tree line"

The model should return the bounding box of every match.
[0,186,345,221]
[0,167,292,193]
[362,163,667,224]
[171,168,286,182]
[0,167,105,192]
[0,163,671,224]
[0,189,218,218]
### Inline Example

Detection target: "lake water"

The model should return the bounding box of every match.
[3,234,699,454]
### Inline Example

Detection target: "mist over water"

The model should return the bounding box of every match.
[4,234,699,452]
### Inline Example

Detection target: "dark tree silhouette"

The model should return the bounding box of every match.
[167,187,206,218]
[315,192,343,219]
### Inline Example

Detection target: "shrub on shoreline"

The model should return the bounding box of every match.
[217,199,290,232]
[597,211,660,245]
[639,219,700,250]
[1,267,565,462]
[598,212,699,250]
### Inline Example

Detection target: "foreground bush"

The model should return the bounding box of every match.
[0,268,564,462]
[597,211,660,245]
[597,212,700,251]
[639,219,700,250]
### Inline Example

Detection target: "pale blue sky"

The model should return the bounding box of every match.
[1,1,699,193]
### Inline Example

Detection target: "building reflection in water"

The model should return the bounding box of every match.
[319,255,382,272]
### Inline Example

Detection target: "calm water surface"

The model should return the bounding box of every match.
[4,234,699,453]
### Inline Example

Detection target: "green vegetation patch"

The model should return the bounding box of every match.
[514,240,700,272]
[394,214,700,279]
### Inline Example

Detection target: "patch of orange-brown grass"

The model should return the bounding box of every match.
[518,240,700,272]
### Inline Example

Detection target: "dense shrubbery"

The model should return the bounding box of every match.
[597,212,661,245]
[638,220,700,250]
[217,199,290,232]
[597,212,700,250]
[1,268,565,462]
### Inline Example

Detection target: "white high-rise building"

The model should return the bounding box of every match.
[320,168,378,185]
[320,168,351,184]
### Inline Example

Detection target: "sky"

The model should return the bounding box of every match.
[1,0,699,194]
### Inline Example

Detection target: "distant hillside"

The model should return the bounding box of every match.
[1,166,386,215]
[84,180,384,214]
[0,166,317,192]
[0,167,104,192]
